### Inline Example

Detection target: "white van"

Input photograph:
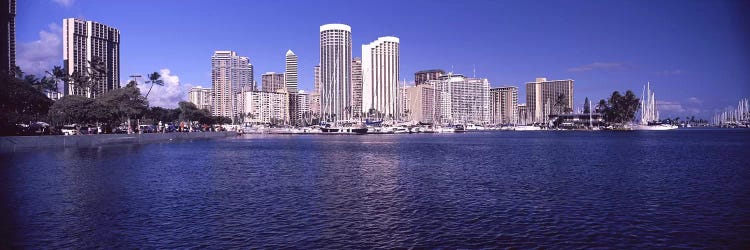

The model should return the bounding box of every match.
[61,125,77,135]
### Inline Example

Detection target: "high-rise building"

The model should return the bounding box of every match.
[310,65,321,116]
[404,84,441,124]
[430,74,490,124]
[490,86,518,125]
[240,90,289,124]
[285,50,298,93]
[285,50,300,125]
[525,77,574,123]
[211,51,253,121]
[320,23,352,122]
[1,0,15,75]
[415,69,444,86]
[188,86,212,111]
[351,57,363,117]
[261,72,285,93]
[296,90,311,125]
[362,36,400,118]
[62,18,120,98]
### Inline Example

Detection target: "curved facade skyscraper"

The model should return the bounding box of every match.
[319,24,352,122]
[362,36,400,116]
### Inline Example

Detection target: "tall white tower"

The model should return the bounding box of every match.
[361,36,400,117]
[319,24,352,122]
[285,50,298,93]
[211,51,253,122]
[63,18,120,98]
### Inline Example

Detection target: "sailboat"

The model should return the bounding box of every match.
[632,82,678,130]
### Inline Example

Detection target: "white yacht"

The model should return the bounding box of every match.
[435,126,455,133]
[632,82,678,130]
[514,125,541,131]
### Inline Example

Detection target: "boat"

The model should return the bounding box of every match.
[454,124,467,132]
[320,121,368,134]
[392,126,409,134]
[514,125,541,131]
[435,126,455,133]
[466,123,485,130]
[321,126,368,134]
[632,82,678,131]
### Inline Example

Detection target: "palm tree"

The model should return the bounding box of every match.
[47,65,69,93]
[583,97,590,114]
[553,93,567,115]
[69,70,93,96]
[144,72,164,100]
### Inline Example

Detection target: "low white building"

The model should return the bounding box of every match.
[428,74,489,124]
[188,86,212,111]
[240,90,289,124]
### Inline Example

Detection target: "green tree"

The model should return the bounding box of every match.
[553,93,567,115]
[1,74,54,133]
[144,71,164,100]
[95,83,148,131]
[212,116,232,125]
[601,90,640,126]
[583,97,590,114]
[178,101,201,122]
[596,99,608,113]
[48,95,94,125]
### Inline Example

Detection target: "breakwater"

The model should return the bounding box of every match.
[0,131,235,152]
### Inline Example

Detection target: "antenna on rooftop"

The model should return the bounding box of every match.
[473,64,476,78]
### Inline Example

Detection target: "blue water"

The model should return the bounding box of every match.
[1,130,749,248]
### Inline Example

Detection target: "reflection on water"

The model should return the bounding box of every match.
[1,130,750,248]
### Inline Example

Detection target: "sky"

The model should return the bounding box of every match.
[15,0,750,118]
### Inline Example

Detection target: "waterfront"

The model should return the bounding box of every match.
[1,129,749,248]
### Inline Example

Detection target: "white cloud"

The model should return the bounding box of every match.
[567,62,629,72]
[16,23,62,76]
[657,69,683,76]
[687,97,702,104]
[657,100,704,117]
[51,0,75,7]
[658,101,686,113]
[140,69,193,108]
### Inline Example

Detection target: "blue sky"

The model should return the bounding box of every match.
[15,0,750,118]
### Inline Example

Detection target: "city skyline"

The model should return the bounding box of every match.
[12,0,750,118]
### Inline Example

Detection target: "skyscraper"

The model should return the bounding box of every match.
[1,0,15,75]
[431,74,490,124]
[62,18,120,97]
[261,72,285,92]
[211,51,253,121]
[362,36,400,117]
[311,65,321,116]
[285,50,298,93]
[404,84,441,124]
[286,50,300,125]
[490,86,518,125]
[415,69,445,86]
[351,57,362,117]
[320,23,352,122]
[525,77,574,123]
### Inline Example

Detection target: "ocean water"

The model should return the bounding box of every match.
[1,129,749,248]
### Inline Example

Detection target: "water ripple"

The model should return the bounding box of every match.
[1,130,749,248]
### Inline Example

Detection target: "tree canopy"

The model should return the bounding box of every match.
[598,90,640,125]
[0,74,54,134]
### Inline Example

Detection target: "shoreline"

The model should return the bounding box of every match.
[0,131,236,152]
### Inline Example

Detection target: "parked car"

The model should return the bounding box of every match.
[61,125,77,136]
[138,125,155,133]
